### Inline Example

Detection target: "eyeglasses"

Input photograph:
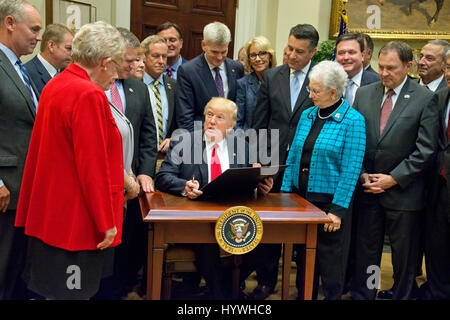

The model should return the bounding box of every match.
[248,51,269,61]
[306,86,321,96]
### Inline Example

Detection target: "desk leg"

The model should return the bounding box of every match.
[281,244,293,300]
[151,248,164,300]
[146,223,154,300]
[303,224,317,300]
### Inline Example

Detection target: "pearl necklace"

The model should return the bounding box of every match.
[317,100,343,120]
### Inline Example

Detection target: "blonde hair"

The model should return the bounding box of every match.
[204,97,237,125]
[72,21,125,67]
[243,36,277,72]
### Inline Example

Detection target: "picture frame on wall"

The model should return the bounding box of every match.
[329,0,450,40]
[45,0,97,32]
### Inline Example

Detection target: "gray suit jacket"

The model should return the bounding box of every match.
[121,78,158,177]
[0,49,39,209]
[354,78,439,211]
[24,55,52,95]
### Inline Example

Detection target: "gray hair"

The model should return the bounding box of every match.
[203,21,231,45]
[0,0,27,23]
[427,39,450,62]
[309,60,348,98]
[72,21,125,67]
[116,27,140,49]
[446,48,450,60]
[140,34,167,56]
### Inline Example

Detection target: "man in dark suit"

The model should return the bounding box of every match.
[155,97,273,299]
[176,21,244,131]
[24,24,73,95]
[0,0,42,299]
[417,39,449,92]
[351,41,439,300]
[141,35,177,155]
[99,28,157,299]
[361,33,377,74]
[156,21,186,80]
[420,49,450,299]
[335,32,380,107]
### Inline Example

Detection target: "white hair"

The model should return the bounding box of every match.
[203,21,231,45]
[308,60,348,98]
[72,21,125,67]
[0,0,27,23]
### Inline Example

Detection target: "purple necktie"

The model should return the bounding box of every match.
[214,67,224,97]
[166,66,173,78]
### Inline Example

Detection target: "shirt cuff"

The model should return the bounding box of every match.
[0,179,4,188]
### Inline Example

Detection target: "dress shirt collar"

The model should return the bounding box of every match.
[290,60,311,77]
[143,71,165,87]
[419,74,444,92]
[0,42,20,66]
[384,75,408,96]
[204,133,227,151]
[37,53,58,77]
[169,55,183,70]
[205,56,225,72]
[349,68,363,87]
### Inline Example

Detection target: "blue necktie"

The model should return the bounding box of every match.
[16,59,37,111]
[290,71,301,111]
[345,79,354,106]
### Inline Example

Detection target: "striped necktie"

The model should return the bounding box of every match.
[152,80,164,144]
[380,89,395,135]
[16,59,37,111]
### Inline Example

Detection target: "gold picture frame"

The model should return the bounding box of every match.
[329,0,450,40]
[45,0,97,32]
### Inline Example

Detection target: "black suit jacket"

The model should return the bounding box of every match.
[361,68,380,86]
[0,50,39,209]
[252,62,315,165]
[155,131,250,195]
[354,78,439,211]
[121,78,158,177]
[163,74,177,138]
[176,53,244,131]
[365,64,377,75]
[24,55,52,95]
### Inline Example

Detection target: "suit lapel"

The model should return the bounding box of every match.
[0,51,36,118]
[225,58,238,99]
[122,79,135,119]
[33,56,51,84]
[379,79,413,142]
[278,64,292,116]
[163,75,175,130]
[199,139,209,185]
[371,83,384,142]
[199,54,219,96]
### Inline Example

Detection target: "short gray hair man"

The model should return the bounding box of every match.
[203,21,231,45]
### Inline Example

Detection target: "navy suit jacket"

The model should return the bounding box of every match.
[24,55,52,95]
[176,53,244,131]
[155,131,250,195]
[236,72,260,130]
[361,68,380,86]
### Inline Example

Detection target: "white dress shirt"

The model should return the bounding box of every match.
[206,59,229,98]
[419,74,445,92]
[205,136,230,183]
[37,53,58,78]
[381,75,408,110]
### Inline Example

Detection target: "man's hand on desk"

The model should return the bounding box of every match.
[252,163,273,195]
[184,179,203,200]
[137,174,155,193]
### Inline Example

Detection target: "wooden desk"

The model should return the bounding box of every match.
[139,192,330,300]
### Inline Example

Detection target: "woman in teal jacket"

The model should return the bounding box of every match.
[281,60,366,300]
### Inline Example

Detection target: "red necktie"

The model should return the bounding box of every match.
[380,89,395,135]
[110,81,124,113]
[210,144,222,181]
[166,66,173,78]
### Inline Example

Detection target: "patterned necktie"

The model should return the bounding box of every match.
[166,66,173,78]
[290,71,301,111]
[16,59,37,111]
[380,89,395,135]
[210,143,222,181]
[152,80,164,144]
[110,81,123,113]
[345,79,354,106]
[213,67,224,97]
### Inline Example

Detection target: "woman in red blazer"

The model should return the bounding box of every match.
[15,22,127,300]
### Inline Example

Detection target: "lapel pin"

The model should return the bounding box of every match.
[167,83,172,90]
[232,69,235,73]
[335,113,341,119]
[404,94,410,99]
[129,88,134,93]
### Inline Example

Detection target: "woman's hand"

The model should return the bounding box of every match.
[324,212,341,232]
[97,226,117,250]
[124,175,140,201]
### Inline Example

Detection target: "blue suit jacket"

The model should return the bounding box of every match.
[281,99,366,218]
[176,53,244,131]
[24,55,52,95]
[361,68,380,86]
[236,72,260,130]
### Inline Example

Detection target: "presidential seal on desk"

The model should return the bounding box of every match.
[215,206,263,255]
